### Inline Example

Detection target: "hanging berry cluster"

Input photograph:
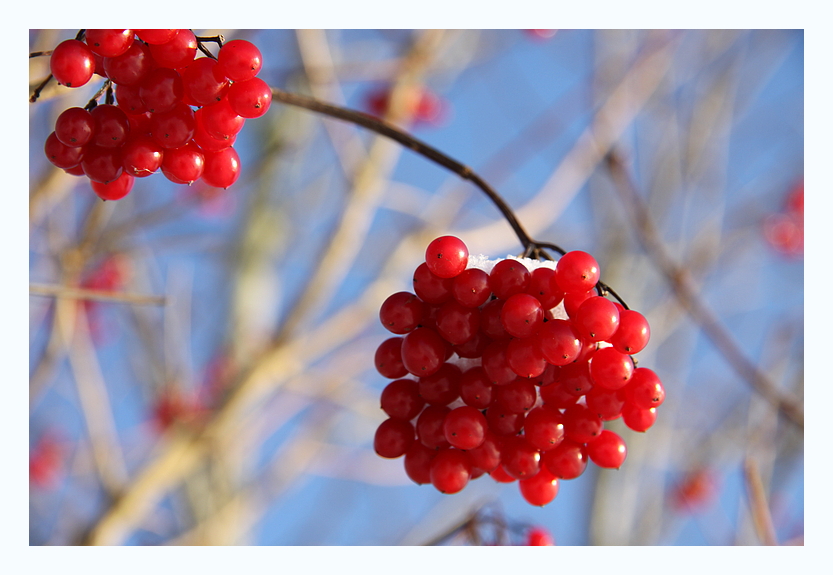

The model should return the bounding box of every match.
[373,236,665,506]
[40,29,272,200]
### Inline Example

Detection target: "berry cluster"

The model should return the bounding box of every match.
[42,30,272,200]
[373,236,665,506]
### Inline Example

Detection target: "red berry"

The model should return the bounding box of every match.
[380,379,423,420]
[85,29,134,58]
[161,142,204,185]
[484,405,525,436]
[500,293,543,338]
[562,403,603,443]
[466,430,502,473]
[624,367,665,409]
[489,259,530,299]
[181,57,230,106]
[429,449,472,494]
[537,319,582,365]
[55,107,95,147]
[135,29,177,45]
[227,77,272,119]
[526,527,555,546]
[443,406,487,450]
[90,171,134,201]
[494,378,537,413]
[148,29,198,69]
[201,147,241,189]
[490,465,517,483]
[589,347,634,390]
[609,309,651,354]
[558,360,594,397]
[401,327,448,377]
[585,429,627,469]
[404,443,437,485]
[526,267,563,309]
[50,39,95,87]
[416,405,452,449]
[103,39,154,86]
[44,132,85,169]
[90,105,130,148]
[121,135,164,177]
[417,363,461,406]
[149,102,195,149]
[506,336,547,379]
[139,68,184,114]
[573,296,620,342]
[542,438,588,479]
[585,385,626,421]
[554,251,600,294]
[424,236,469,279]
[481,340,517,386]
[622,404,657,432]
[374,418,415,458]
[435,300,479,345]
[81,145,123,183]
[458,366,494,409]
[374,337,407,379]
[412,262,454,304]
[115,83,147,115]
[500,435,541,479]
[519,466,559,506]
[480,299,510,340]
[217,39,263,82]
[451,268,492,308]
[379,292,427,334]
[523,406,565,451]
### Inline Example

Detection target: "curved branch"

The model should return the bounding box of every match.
[270,87,537,254]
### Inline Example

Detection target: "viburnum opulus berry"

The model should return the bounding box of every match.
[373,236,666,506]
[39,30,271,200]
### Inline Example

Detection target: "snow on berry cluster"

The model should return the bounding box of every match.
[42,29,272,200]
[373,236,665,506]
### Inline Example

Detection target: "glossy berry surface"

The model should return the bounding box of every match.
[50,40,95,87]
[425,236,469,279]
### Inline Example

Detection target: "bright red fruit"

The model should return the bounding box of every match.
[91,172,134,201]
[443,406,487,450]
[519,466,559,506]
[50,39,95,87]
[526,527,555,546]
[425,236,469,279]
[374,418,415,458]
[217,39,263,82]
[554,251,600,294]
[585,430,627,469]
[430,449,472,494]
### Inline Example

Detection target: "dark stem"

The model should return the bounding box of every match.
[196,34,224,59]
[30,75,53,103]
[29,50,53,58]
[269,87,538,253]
[269,86,631,309]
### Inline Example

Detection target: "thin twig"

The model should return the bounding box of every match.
[604,149,804,429]
[30,283,166,306]
[743,457,778,545]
